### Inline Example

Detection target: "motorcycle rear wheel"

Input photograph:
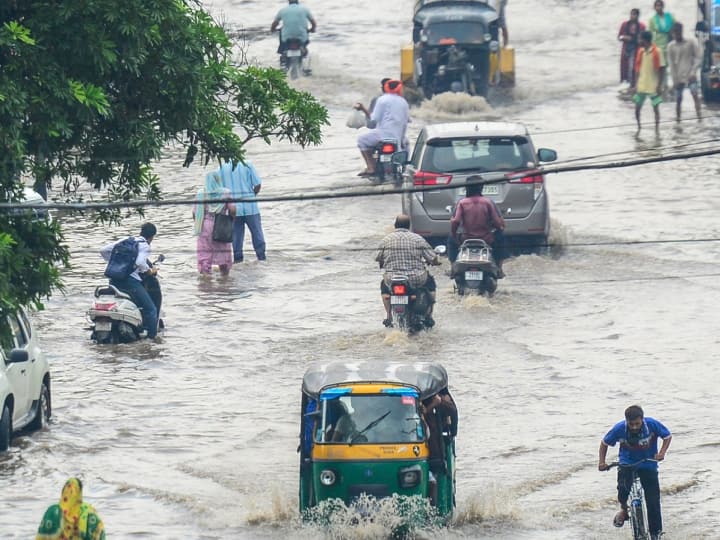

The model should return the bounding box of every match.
[288,56,301,80]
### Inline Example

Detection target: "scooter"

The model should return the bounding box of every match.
[451,239,498,296]
[88,255,164,344]
[387,274,435,334]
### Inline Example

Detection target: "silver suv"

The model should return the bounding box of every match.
[401,122,557,250]
[0,307,51,451]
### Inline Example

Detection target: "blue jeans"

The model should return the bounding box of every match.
[110,276,158,338]
[233,214,266,261]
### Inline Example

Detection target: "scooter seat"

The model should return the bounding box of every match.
[94,284,132,300]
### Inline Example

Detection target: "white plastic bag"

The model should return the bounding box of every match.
[346,109,367,129]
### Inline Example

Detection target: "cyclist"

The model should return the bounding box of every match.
[598,404,672,540]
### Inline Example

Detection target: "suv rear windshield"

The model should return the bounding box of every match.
[421,136,535,173]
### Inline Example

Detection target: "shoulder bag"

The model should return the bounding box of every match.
[211,205,234,243]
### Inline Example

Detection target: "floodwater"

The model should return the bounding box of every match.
[2,0,719,538]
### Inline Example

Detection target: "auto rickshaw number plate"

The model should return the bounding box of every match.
[286,50,302,57]
[391,295,409,305]
[465,271,483,281]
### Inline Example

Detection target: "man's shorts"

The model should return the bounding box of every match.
[674,81,699,99]
[633,93,662,107]
[381,274,437,294]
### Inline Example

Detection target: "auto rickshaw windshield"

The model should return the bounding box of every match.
[318,393,425,444]
[424,22,487,45]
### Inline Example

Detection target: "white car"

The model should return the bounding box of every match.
[0,307,51,451]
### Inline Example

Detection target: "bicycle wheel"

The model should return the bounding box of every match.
[630,499,649,540]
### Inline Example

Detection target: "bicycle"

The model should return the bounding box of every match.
[604,459,658,540]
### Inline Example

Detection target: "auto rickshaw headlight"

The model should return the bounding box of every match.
[484,33,492,42]
[320,469,337,486]
[398,465,422,488]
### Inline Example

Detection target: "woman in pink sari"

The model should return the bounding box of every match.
[193,171,237,276]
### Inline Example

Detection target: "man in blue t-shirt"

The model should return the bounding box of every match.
[598,405,672,540]
[270,0,316,55]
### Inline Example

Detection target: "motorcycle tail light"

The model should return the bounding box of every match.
[392,284,407,295]
[381,143,397,154]
[94,302,117,311]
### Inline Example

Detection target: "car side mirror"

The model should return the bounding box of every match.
[8,349,29,364]
[391,151,409,166]
[537,148,557,163]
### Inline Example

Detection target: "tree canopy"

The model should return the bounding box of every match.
[0,0,329,312]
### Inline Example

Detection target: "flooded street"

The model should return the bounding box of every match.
[2,0,719,538]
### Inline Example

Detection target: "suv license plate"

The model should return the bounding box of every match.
[286,49,302,57]
[391,295,408,305]
[95,320,112,332]
[483,185,500,195]
[465,271,483,281]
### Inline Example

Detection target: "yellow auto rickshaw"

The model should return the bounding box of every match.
[299,361,458,521]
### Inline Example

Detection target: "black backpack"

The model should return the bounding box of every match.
[104,237,139,280]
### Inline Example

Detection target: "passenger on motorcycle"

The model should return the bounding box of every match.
[449,177,507,277]
[375,214,440,327]
[270,0,316,57]
[355,79,410,177]
[100,223,159,339]
[355,78,391,128]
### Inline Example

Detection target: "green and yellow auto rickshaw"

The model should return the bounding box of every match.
[298,361,458,520]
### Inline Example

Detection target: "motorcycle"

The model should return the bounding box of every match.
[370,139,406,185]
[451,239,498,296]
[281,39,311,80]
[388,274,435,334]
[88,255,164,344]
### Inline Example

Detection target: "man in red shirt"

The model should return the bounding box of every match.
[449,176,506,276]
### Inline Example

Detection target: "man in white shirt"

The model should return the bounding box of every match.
[100,223,159,338]
[667,22,702,121]
[354,80,410,177]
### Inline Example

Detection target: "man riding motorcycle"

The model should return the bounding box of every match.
[375,214,440,327]
[270,0,317,59]
[355,79,410,177]
[449,176,507,278]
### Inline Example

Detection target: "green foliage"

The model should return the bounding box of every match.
[0,0,329,311]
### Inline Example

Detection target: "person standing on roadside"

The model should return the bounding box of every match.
[648,0,674,93]
[598,405,671,540]
[632,30,666,133]
[667,22,702,122]
[218,160,266,263]
[618,9,645,86]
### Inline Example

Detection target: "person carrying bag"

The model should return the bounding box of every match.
[193,172,237,276]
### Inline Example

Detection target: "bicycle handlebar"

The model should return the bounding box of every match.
[605,458,659,470]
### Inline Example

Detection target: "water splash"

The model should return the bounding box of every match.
[453,485,519,526]
[303,494,443,540]
[413,92,500,123]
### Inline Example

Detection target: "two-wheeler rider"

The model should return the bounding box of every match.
[270,0,316,60]
[355,80,410,177]
[100,222,159,339]
[375,214,440,328]
[449,176,507,278]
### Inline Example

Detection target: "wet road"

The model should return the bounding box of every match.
[2,0,719,538]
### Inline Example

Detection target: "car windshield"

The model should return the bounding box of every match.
[421,136,535,173]
[424,22,487,45]
[319,393,424,444]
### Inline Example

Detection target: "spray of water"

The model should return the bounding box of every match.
[413,92,501,123]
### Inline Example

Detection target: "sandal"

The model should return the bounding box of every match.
[358,170,376,177]
[613,509,628,528]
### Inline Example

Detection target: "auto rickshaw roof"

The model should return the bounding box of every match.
[414,0,498,24]
[302,361,449,401]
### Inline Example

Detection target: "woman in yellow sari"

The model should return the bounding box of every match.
[36,478,105,540]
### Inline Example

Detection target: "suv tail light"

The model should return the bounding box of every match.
[392,284,407,295]
[380,143,397,154]
[509,172,544,200]
[413,171,453,186]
